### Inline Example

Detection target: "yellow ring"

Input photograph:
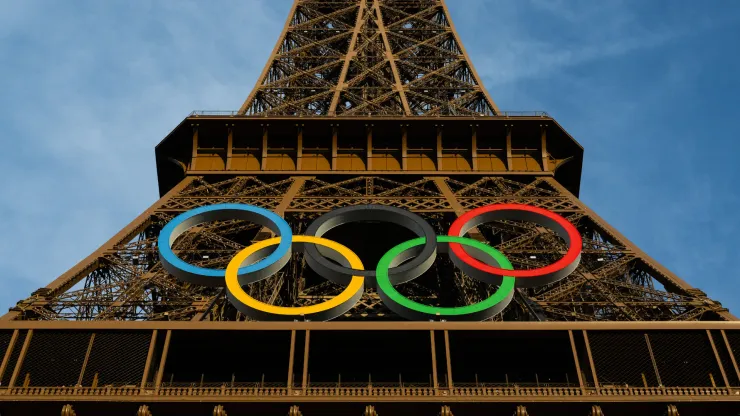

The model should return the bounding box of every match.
[225,235,365,320]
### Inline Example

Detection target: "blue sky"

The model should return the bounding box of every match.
[0,0,739,315]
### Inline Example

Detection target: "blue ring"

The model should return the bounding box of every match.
[157,203,293,286]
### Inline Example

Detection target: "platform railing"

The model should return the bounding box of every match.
[3,385,738,399]
[187,110,550,117]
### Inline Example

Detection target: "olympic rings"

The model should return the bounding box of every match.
[448,203,582,288]
[303,204,437,289]
[158,204,293,286]
[376,236,515,321]
[158,202,583,321]
[226,236,364,321]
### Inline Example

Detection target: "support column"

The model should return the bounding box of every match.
[287,330,297,393]
[471,124,478,171]
[154,330,172,392]
[505,124,513,170]
[296,124,304,171]
[261,124,269,171]
[366,125,373,171]
[225,124,234,170]
[540,124,549,171]
[436,125,443,170]
[140,330,158,392]
[302,330,310,393]
[331,124,338,170]
[401,124,408,170]
[429,330,439,392]
[443,330,453,390]
[190,124,199,170]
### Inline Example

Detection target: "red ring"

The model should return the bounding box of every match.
[448,204,582,279]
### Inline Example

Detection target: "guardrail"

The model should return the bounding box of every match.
[187,110,550,118]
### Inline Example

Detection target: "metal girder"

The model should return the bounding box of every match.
[239,0,498,116]
[3,175,731,322]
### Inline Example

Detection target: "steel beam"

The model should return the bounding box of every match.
[7,329,32,389]
[154,330,172,391]
[568,330,586,391]
[140,330,158,391]
[721,330,740,385]
[707,330,731,387]
[0,329,19,386]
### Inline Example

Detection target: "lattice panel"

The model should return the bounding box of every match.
[81,331,152,387]
[18,331,90,387]
[588,331,658,387]
[724,331,740,383]
[709,330,740,386]
[241,0,497,116]
[6,175,730,322]
[649,331,722,387]
[1,330,26,386]
[0,331,11,364]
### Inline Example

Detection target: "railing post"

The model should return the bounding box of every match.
[471,124,478,171]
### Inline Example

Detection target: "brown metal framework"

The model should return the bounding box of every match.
[238,0,498,117]
[1,0,736,414]
[1,174,732,323]
[0,323,740,415]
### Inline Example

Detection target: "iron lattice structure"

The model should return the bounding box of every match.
[3,175,732,322]
[2,1,739,415]
[239,0,498,117]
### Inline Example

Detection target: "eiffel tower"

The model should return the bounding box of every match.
[1,1,738,415]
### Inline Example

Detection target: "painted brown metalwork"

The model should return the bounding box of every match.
[3,174,729,324]
[238,0,497,117]
[0,326,737,414]
[0,0,735,414]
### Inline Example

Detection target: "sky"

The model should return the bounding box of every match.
[0,0,739,315]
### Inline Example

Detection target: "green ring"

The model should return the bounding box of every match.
[376,236,516,320]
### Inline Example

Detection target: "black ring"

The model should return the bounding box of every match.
[303,204,438,289]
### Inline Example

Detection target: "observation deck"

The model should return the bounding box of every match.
[154,112,584,198]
